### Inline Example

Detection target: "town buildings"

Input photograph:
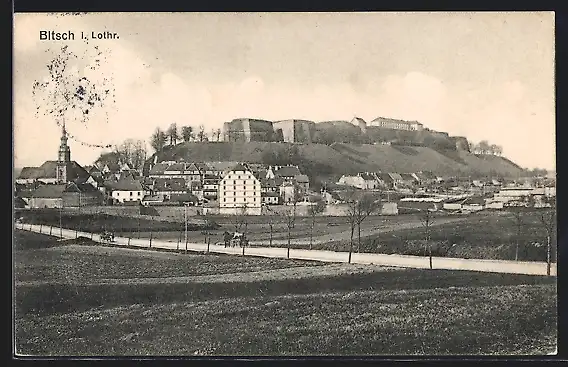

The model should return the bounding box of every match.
[218,163,262,215]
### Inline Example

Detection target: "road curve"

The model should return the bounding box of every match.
[15,223,557,277]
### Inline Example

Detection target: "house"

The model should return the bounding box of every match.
[189,181,204,201]
[28,184,67,208]
[106,178,148,204]
[218,163,262,215]
[148,163,170,179]
[321,190,343,205]
[260,177,284,194]
[170,193,199,206]
[337,174,365,189]
[388,173,403,186]
[16,161,91,185]
[400,173,419,186]
[360,173,379,190]
[203,174,220,200]
[275,165,302,182]
[280,182,300,204]
[295,174,310,191]
[261,191,280,205]
[62,182,103,207]
[381,202,399,215]
[152,178,187,199]
[14,196,27,209]
[141,194,165,206]
[185,163,204,182]
[375,172,394,189]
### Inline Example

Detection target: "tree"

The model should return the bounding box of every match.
[288,183,304,228]
[308,198,326,250]
[284,206,296,259]
[215,128,222,142]
[167,123,180,145]
[181,126,194,142]
[345,189,380,263]
[511,208,524,261]
[494,145,503,156]
[115,139,147,170]
[539,198,556,276]
[265,206,276,247]
[478,140,491,155]
[421,209,435,269]
[197,124,207,142]
[150,128,167,152]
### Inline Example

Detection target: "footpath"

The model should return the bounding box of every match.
[15,223,557,277]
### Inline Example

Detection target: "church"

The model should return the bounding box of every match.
[16,125,103,208]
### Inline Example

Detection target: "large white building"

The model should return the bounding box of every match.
[218,163,262,215]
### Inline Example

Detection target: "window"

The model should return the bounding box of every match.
[233,180,236,184]
[224,198,226,202]
[238,175,241,179]
[117,192,119,196]
[130,192,133,196]
[233,198,236,202]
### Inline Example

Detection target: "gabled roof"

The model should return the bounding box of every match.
[206,161,240,173]
[153,178,187,192]
[388,173,403,180]
[30,184,67,198]
[165,163,185,172]
[275,165,301,177]
[351,117,366,124]
[400,173,418,182]
[170,193,198,203]
[375,173,394,183]
[195,162,211,171]
[64,182,100,194]
[262,191,280,197]
[230,163,248,172]
[106,178,144,191]
[296,174,310,183]
[149,163,170,175]
[261,177,284,187]
[360,173,376,181]
[18,167,43,179]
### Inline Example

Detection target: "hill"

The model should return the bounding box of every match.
[149,141,524,179]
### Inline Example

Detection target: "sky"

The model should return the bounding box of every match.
[13,12,555,170]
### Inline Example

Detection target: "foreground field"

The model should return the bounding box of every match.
[14,230,557,356]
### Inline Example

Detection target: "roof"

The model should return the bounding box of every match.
[170,193,198,202]
[389,173,403,180]
[296,174,310,183]
[106,179,144,191]
[149,163,170,175]
[351,117,366,124]
[153,178,187,192]
[206,161,240,173]
[400,173,418,182]
[360,173,375,181]
[195,162,211,171]
[230,163,248,172]
[18,161,90,182]
[275,166,301,177]
[142,195,164,202]
[261,177,284,187]
[262,192,280,197]
[165,163,185,171]
[375,173,394,183]
[30,184,67,198]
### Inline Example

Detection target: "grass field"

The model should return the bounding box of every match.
[15,209,218,233]
[14,230,557,356]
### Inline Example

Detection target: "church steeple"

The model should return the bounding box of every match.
[58,123,71,163]
[56,123,71,183]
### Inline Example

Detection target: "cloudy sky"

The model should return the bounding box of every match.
[14,12,555,170]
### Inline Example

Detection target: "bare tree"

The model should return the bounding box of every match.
[215,128,222,142]
[167,123,180,145]
[115,139,147,170]
[284,205,296,259]
[478,140,491,155]
[288,183,304,228]
[150,128,167,152]
[539,198,556,276]
[181,126,194,142]
[265,205,276,247]
[308,198,326,250]
[511,208,524,261]
[421,209,435,269]
[345,189,380,263]
[197,124,207,142]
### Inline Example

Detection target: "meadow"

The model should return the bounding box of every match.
[14,230,557,356]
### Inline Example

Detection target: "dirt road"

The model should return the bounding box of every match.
[16,223,557,276]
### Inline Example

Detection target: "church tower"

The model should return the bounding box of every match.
[56,123,71,183]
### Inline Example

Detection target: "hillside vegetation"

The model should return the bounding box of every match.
[153,141,523,178]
